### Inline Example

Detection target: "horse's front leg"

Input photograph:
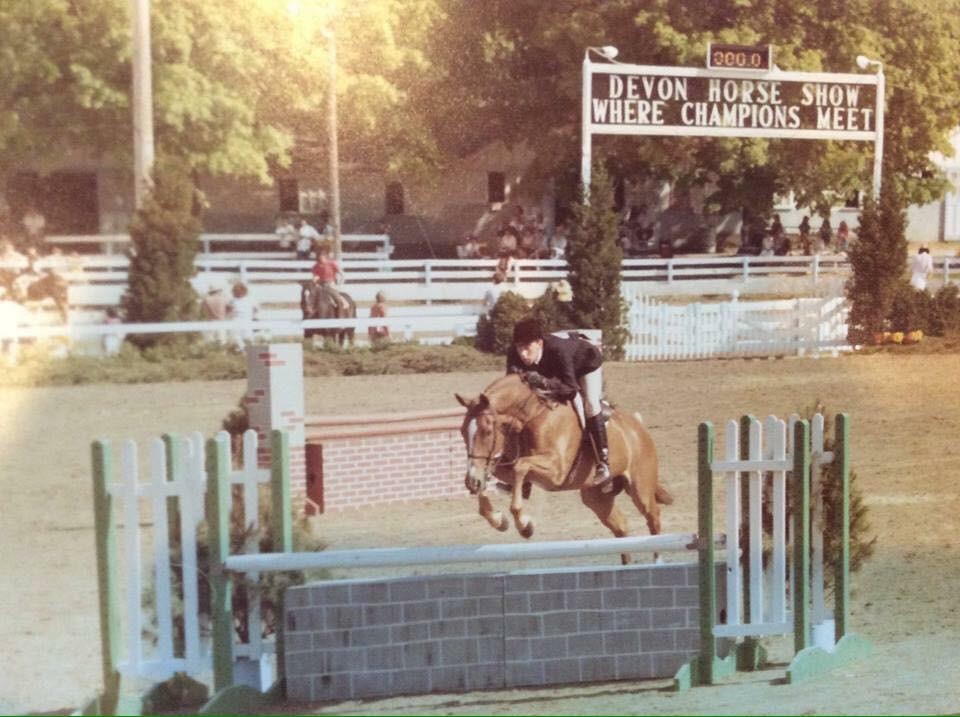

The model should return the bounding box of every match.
[509,454,558,539]
[477,491,509,532]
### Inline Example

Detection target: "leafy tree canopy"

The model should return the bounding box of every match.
[429,0,960,213]
[0,0,442,183]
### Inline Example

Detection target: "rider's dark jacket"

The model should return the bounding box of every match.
[506,334,602,400]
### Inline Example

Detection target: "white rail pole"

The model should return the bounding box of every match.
[224,532,724,573]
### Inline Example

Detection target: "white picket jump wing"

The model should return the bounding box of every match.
[769,416,788,624]
[748,417,763,624]
[149,438,174,667]
[811,413,827,624]
[723,419,741,628]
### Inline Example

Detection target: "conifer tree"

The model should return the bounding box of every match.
[845,182,908,344]
[121,157,201,346]
[567,162,628,359]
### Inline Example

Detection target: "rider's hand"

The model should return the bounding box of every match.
[524,371,547,389]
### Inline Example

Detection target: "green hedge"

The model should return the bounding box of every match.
[0,338,502,387]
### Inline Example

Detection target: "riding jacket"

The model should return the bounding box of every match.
[506,333,602,400]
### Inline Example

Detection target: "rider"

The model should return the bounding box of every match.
[506,315,613,490]
[311,241,349,311]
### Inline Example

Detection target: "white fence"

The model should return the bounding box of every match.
[45,232,394,259]
[624,290,849,361]
[103,429,275,684]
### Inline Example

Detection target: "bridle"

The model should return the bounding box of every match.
[464,387,550,489]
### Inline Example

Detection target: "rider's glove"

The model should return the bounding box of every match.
[524,371,548,390]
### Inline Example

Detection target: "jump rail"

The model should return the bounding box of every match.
[223,533,724,573]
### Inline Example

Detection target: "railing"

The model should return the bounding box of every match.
[44,232,393,258]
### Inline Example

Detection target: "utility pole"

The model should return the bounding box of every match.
[131,0,155,208]
[327,29,342,260]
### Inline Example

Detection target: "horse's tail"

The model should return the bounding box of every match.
[655,483,674,505]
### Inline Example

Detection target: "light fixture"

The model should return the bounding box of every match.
[586,45,620,62]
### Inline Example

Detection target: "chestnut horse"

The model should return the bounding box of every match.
[455,372,673,564]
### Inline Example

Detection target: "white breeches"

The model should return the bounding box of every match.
[577,367,603,418]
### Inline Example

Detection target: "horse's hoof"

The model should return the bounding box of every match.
[519,521,534,539]
[497,515,509,532]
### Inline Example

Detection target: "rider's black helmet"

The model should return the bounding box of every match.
[512,316,544,345]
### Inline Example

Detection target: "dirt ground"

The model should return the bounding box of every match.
[2,353,959,715]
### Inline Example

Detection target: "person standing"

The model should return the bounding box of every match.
[909,245,934,290]
[506,316,613,491]
[228,281,258,348]
[836,221,851,253]
[368,290,390,342]
[201,282,230,343]
[798,215,812,255]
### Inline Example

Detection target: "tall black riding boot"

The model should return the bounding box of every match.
[586,414,612,490]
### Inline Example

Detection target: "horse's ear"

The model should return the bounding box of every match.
[478,393,490,410]
[455,392,477,410]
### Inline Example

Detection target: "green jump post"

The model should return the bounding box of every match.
[207,435,234,693]
[91,440,121,714]
[271,429,293,697]
[834,413,851,641]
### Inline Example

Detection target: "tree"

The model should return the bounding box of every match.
[845,181,908,343]
[566,162,628,359]
[0,0,444,184]
[121,157,201,343]
[429,0,960,217]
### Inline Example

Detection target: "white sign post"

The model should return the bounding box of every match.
[581,52,884,197]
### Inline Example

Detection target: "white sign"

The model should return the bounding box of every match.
[587,64,879,141]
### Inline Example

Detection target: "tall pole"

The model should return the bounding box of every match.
[872,67,885,199]
[581,53,592,200]
[328,30,342,260]
[131,0,155,209]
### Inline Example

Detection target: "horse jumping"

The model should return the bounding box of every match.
[455,372,673,564]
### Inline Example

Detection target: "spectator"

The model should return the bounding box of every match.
[312,242,349,311]
[817,217,833,253]
[296,218,320,260]
[200,282,230,343]
[102,307,123,356]
[228,281,258,348]
[799,215,812,255]
[497,226,518,258]
[483,269,506,315]
[909,245,934,290]
[274,215,297,251]
[458,234,481,259]
[550,222,569,259]
[21,205,46,245]
[836,220,851,253]
[368,290,389,343]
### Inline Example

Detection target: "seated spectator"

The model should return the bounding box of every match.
[296,219,320,260]
[275,215,297,250]
[368,290,389,342]
[497,226,519,258]
[550,222,569,259]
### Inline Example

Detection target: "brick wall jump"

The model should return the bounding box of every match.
[283,562,726,703]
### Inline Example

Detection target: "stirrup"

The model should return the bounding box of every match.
[495,480,512,493]
[592,464,614,492]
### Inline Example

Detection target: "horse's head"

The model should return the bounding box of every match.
[455,391,517,495]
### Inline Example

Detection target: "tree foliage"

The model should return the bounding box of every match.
[0,0,443,182]
[430,0,960,215]
[121,157,200,342]
[567,163,628,359]
[845,182,908,343]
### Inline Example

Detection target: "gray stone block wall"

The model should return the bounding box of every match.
[283,562,725,703]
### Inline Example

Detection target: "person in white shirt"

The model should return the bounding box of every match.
[228,281,258,348]
[296,219,321,260]
[909,245,934,290]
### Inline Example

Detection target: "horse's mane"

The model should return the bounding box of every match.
[483,373,561,415]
